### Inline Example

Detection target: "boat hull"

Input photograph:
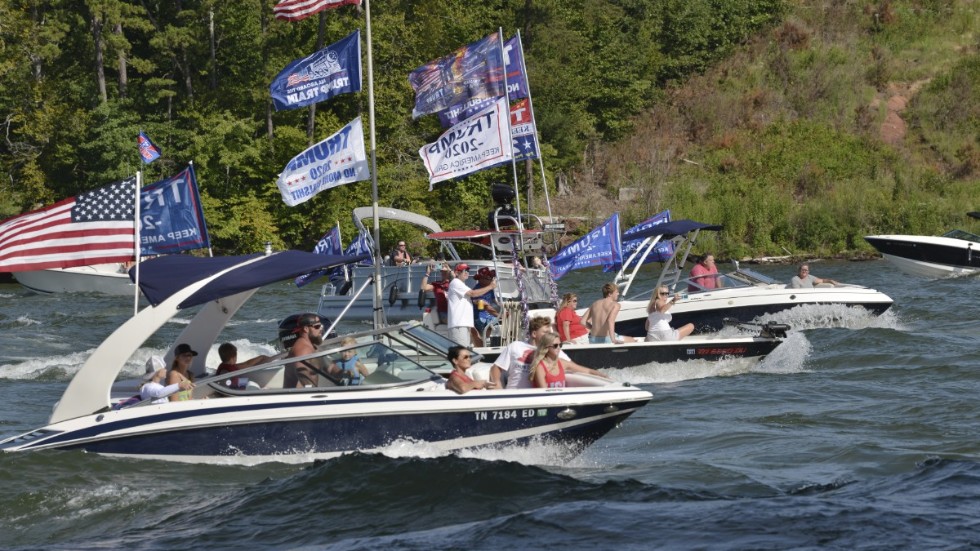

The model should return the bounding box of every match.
[477,336,783,369]
[614,287,891,336]
[13,264,135,296]
[1,384,652,463]
[865,235,979,278]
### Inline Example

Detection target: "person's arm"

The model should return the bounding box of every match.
[465,279,496,297]
[561,319,570,340]
[532,362,547,388]
[356,361,369,377]
[489,364,504,387]
[563,357,609,379]
[608,303,621,344]
[580,306,593,330]
[815,276,839,286]
[238,355,271,369]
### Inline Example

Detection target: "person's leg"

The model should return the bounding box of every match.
[449,326,472,346]
[678,323,695,339]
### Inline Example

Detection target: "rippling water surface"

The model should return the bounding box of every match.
[1,260,978,550]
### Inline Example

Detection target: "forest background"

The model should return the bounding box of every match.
[0,0,977,260]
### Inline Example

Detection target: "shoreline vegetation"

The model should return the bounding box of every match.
[0,1,976,262]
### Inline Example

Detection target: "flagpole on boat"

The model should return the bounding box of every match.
[499,28,524,235]
[364,0,385,328]
[516,31,553,223]
[132,170,141,316]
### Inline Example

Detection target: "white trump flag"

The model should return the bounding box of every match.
[276,117,369,206]
[419,97,513,189]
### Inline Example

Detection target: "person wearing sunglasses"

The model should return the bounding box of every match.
[445,345,495,394]
[528,333,567,388]
[645,285,695,342]
[284,313,327,388]
[490,316,607,389]
[555,293,589,345]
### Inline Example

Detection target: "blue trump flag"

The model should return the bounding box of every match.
[409,32,505,119]
[139,165,211,256]
[343,229,374,264]
[436,35,529,127]
[295,224,343,287]
[270,29,362,111]
[548,213,622,280]
[138,132,161,164]
[613,210,674,271]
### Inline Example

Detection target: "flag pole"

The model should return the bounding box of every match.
[499,28,523,233]
[365,0,385,328]
[516,31,553,223]
[132,170,142,316]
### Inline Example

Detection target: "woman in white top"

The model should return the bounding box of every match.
[645,285,695,342]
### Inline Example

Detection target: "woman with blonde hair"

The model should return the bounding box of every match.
[528,332,567,388]
[645,285,695,342]
[555,293,589,345]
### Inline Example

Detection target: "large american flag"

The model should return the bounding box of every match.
[273,0,360,22]
[0,177,137,272]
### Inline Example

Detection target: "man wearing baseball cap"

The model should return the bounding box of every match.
[447,263,495,347]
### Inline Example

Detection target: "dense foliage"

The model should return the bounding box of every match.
[0,0,783,254]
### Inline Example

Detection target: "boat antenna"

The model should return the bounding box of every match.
[365,0,386,328]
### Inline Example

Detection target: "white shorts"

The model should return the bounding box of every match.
[645,330,679,342]
[566,335,589,345]
[448,326,472,347]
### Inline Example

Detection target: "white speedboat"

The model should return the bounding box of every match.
[475,320,790,370]
[316,205,557,322]
[537,220,893,336]
[1,251,651,463]
[864,213,980,278]
[12,263,136,295]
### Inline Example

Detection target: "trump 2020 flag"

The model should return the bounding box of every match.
[547,213,622,280]
[295,224,343,287]
[419,97,513,189]
[138,132,161,164]
[273,0,360,22]
[437,35,530,127]
[409,32,505,119]
[139,165,211,256]
[510,99,539,162]
[618,210,674,270]
[276,117,369,206]
[270,29,362,111]
[0,178,137,272]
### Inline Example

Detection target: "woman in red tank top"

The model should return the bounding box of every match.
[530,333,567,388]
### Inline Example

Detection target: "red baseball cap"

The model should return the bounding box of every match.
[455,263,470,272]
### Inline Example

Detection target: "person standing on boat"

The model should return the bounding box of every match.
[689,253,722,290]
[555,293,589,345]
[284,313,326,388]
[445,345,495,394]
[390,241,413,266]
[421,262,453,324]
[489,316,606,389]
[581,283,636,345]
[791,263,839,288]
[447,263,495,347]
[167,344,198,401]
[472,267,500,346]
[645,285,695,341]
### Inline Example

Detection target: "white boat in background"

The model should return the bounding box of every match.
[1,251,651,463]
[864,212,980,278]
[13,263,135,295]
[533,219,893,336]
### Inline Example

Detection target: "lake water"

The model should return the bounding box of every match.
[1,259,978,549]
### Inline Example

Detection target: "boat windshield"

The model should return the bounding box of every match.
[680,265,780,292]
[200,336,444,395]
[943,229,980,243]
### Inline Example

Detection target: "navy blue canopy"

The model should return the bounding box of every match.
[625,219,723,242]
[133,251,370,308]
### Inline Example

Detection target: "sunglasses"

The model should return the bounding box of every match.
[548,343,561,349]
[659,292,669,296]
[458,354,472,360]
[310,323,323,330]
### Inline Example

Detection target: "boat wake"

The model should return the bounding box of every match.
[752,303,905,331]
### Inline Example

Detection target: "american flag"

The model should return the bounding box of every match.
[286,73,310,86]
[0,178,138,272]
[273,0,360,22]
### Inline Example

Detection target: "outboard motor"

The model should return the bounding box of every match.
[760,322,790,339]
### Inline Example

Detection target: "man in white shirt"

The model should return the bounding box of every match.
[489,316,607,389]
[447,263,495,347]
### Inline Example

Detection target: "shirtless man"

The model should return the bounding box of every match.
[581,283,636,345]
[283,313,327,388]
